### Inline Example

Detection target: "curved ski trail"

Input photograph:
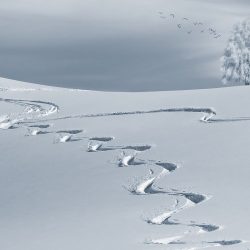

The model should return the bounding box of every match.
[116,144,244,248]
[129,169,169,195]
[118,151,145,167]
[0,92,248,249]
[0,98,59,130]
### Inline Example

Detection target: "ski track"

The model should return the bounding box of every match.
[29,124,51,129]
[148,239,245,249]
[17,105,250,125]
[147,198,196,225]
[128,169,169,195]
[89,136,115,142]
[0,93,247,249]
[0,98,59,130]
[24,107,217,123]
[86,136,117,152]
[0,98,59,117]
[87,142,103,152]
[121,145,152,151]
[85,143,152,153]
[26,128,85,140]
[56,129,84,135]
[118,151,146,167]
[54,131,85,143]
[26,128,50,136]
[2,97,250,126]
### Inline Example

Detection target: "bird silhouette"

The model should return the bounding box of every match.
[214,34,221,38]
[155,11,221,39]
[209,28,216,34]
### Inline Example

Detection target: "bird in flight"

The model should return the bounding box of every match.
[209,28,216,34]
[214,34,221,39]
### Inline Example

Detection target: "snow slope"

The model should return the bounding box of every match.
[0,77,250,250]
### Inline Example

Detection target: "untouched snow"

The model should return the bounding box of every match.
[0,77,250,250]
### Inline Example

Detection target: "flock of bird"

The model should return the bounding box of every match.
[157,11,221,39]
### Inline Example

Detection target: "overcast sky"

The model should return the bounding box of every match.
[0,0,249,91]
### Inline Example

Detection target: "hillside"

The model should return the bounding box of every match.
[0,77,249,250]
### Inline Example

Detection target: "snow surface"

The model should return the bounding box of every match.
[0,77,250,250]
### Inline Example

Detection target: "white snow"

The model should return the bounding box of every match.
[0,77,250,250]
[135,176,157,195]
[149,234,185,245]
[87,142,103,152]
[30,129,41,136]
[58,135,72,143]
[118,152,137,167]
[149,199,194,225]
